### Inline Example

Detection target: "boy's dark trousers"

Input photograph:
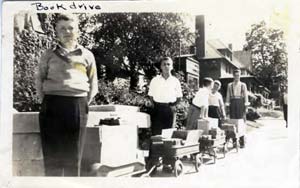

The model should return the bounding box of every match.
[39,95,88,176]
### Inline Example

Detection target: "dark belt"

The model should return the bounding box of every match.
[230,96,244,99]
[154,102,175,106]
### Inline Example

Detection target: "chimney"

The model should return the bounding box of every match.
[228,43,233,60]
[195,15,205,59]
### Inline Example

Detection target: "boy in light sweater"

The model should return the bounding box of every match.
[36,14,98,176]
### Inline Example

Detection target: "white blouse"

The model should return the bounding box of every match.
[209,92,224,107]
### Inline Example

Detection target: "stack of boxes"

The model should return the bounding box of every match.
[150,129,203,148]
[197,118,218,134]
[223,119,246,137]
[197,118,226,146]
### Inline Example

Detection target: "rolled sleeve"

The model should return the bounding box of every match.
[242,83,249,106]
[86,51,98,104]
[225,83,231,105]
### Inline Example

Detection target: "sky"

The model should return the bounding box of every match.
[184,0,291,51]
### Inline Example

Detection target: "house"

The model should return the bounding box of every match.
[173,54,200,91]
[174,15,271,105]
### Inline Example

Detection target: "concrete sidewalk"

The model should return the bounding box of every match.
[149,118,298,188]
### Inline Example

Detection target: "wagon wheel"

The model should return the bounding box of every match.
[146,158,158,176]
[194,154,203,172]
[210,148,217,164]
[174,160,184,177]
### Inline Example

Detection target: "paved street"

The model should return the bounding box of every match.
[149,118,298,188]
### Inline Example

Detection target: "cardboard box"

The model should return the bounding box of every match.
[89,105,140,112]
[197,118,218,134]
[171,130,203,145]
[163,138,184,147]
[224,119,246,137]
[221,123,236,132]
[99,125,139,166]
[162,128,176,138]
[87,111,151,128]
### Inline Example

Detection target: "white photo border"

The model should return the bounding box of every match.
[1,0,299,188]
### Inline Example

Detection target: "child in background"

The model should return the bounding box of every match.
[186,77,213,130]
[208,80,226,128]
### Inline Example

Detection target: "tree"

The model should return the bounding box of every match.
[243,21,288,92]
[79,13,194,89]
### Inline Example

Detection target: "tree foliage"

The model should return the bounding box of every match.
[13,13,194,112]
[78,13,194,89]
[243,21,288,90]
[13,14,57,111]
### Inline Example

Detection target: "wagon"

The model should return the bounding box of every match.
[221,123,240,152]
[143,129,203,177]
[198,134,227,164]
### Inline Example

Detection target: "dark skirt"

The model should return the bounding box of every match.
[151,102,175,135]
[208,105,221,119]
[39,95,88,176]
[229,98,245,119]
[208,105,222,128]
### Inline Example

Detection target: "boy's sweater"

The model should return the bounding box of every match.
[36,45,98,103]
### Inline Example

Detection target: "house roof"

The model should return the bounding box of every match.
[203,41,224,59]
[207,39,230,50]
[202,40,249,71]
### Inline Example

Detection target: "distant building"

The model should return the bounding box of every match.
[173,54,200,91]
[174,15,271,105]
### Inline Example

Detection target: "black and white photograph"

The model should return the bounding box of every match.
[0,0,299,188]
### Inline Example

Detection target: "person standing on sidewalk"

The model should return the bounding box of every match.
[225,69,249,148]
[148,57,183,135]
[282,88,288,128]
[186,77,213,130]
[208,80,226,128]
[36,14,98,176]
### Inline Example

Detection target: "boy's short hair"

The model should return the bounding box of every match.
[203,77,213,87]
[214,80,221,87]
[54,14,78,28]
[233,69,241,74]
[160,57,173,65]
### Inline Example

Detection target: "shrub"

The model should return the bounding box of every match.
[246,107,261,121]
[13,28,56,111]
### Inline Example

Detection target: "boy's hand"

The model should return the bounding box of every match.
[145,98,154,108]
